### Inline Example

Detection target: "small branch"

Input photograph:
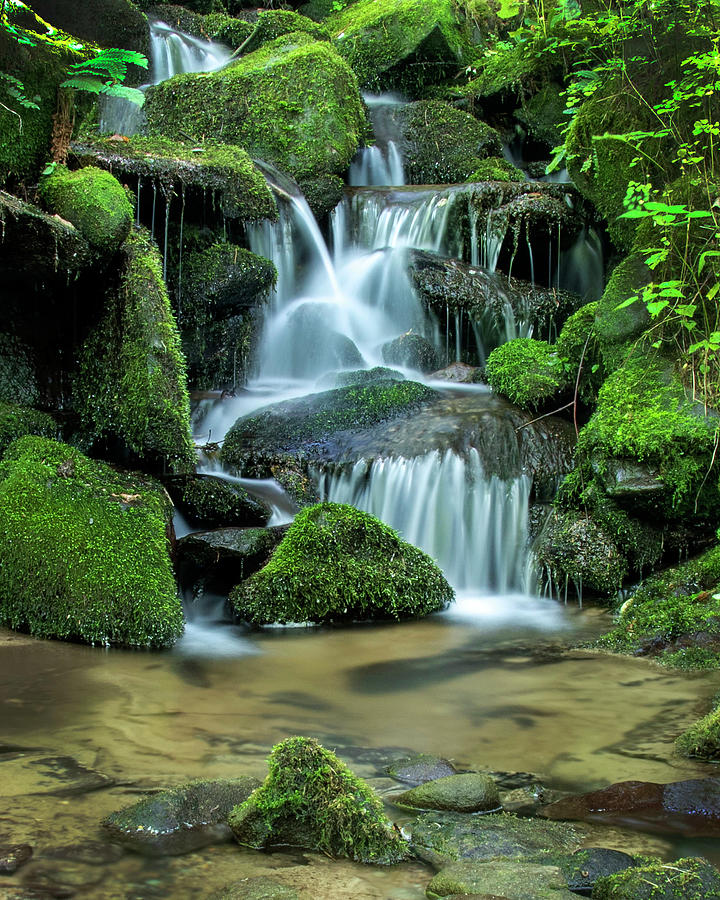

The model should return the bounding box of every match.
[515,400,575,431]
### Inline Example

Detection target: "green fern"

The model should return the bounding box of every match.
[61,49,148,105]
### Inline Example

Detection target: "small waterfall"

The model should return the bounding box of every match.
[99,20,232,135]
[318,449,533,596]
[349,92,407,187]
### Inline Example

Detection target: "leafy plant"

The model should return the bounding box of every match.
[61,48,148,105]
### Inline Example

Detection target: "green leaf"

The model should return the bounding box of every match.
[647,299,670,316]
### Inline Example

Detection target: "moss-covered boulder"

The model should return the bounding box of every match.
[104,777,260,856]
[594,253,652,372]
[228,737,409,863]
[327,0,470,95]
[381,332,440,373]
[182,244,276,320]
[393,773,500,813]
[74,229,195,473]
[391,100,502,185]
[146,33,367,181]
[516,83,567,151]
[38,165,133,254]
[203,12,254,49]
[485,338,569,410]
[166,474,271,528]
[230,503,454,625]
[0,402,58,457]
[296,172,345,221]
[426,860,576,899]
[30,0,149,55]
[0,436,184,648]
[677,700,720,760]
[240,9,330,55]
[555,301,604,404]
[467,155,525,183]
[592,857,720,899]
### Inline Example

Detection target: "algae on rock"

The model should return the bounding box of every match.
[0,402,59,457]
[0,435,184,648]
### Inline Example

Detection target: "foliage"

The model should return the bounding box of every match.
[60,47,147,105]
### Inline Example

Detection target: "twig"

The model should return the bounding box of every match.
[514,400,575,431]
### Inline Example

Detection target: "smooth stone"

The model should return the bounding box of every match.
[560,847,636,895]
[394,773,500,813]
[426,860,577,899]
[0,843,33,873]
[387,753,457,786]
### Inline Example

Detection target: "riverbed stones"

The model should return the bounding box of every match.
[426,860,577,899]
[387,753,457,786]
[104,777,260,856]
[166,475,272,529]
[0,844,32,874]
[393,773,500,813]
[211,878,303,900]
[559,847,636,895]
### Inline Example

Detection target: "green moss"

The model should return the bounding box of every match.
[594,253,652,372]
[296,173,345,221]
[516,82,566,149]
[38,165,133,253]
[203,13,254,48]
[74,229,195,473]
[0,402,58,457]
[74,136,277,222]
[328,0,470,95]
[0,333,40,406]
[460,34,556,100]
[146,33,367,180]
[229,737,409,864]
[467,155,524,183]
[555,301,604,403]
[592,856,720,899]
[577,356,718,518]
[242,10,330,52]
[229,502,454,625]
[676,700,720,760]
[485,338,567,410]
[0,435,184,647]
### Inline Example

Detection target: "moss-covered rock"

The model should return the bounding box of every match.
[166,474,272,528]
[555,301,604,404]
[38,165,133,254]
[0,402,58,457]
[240,9,330,54]
[104,777,260,855]
[381,331,440,373]
[485,338,568,410]
[30,0,149,55]
[228,736,409,863]
[146,33,367,181]
[328,0,470,96]
[592,856,720,899]
[677,700,720,760]
[467,155,525,183]
[182,244,276,321]
[516,82,567,150]
[74,229,195,473]
[203,12,254,49]
[296,173,345,221]
[426,860,576,899]
[0,435,184,648]
[230,502,454,625]
[593,253,652,372]
[393,773,500,813]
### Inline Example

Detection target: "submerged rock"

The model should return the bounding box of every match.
[0,844,33,874]
[386,753,457,786]
[426,860,576,899]
[381,331,439,373]
[592,856,720,899]
[0,436,184,648]
[228,737,409,863]
[104,777,260,856]
[211,878,302,900]
[231,502,453,625]
[393,773,500,813]
[166,475,272,529]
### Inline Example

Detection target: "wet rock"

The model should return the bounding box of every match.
[22,862,104,891]
[594,458,666,502]
[393,773,500,813]
[210,877,301,900]
[386,753,457,786]
[279,305,365,375]
[0,844,32,873]
[429,363,484,384]
[104,777,260,856]
[325,367,405,389]
[559,847,636,895]
[166,475,272,529]
[410,811,580,869]
[29,0,149,56]
[539,777,720,837]
[42,842,125,866]
[592,856,720,899]
[181,245,277,319]
[177,526,286,595]
[426,860,576,899]
[381,332,439,373]
[500,784,551,817]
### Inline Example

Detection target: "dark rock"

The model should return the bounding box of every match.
[166,475,272,528]
[0,844,32,874]
[559,847,636,895]
[29,0,149,56]
[426,860,576,899]
[277,304,365,376]
[327,367,405,389]
[386,753,457,786]
[381,332,439,373]
[429,363,484,384]
[25,757,113,796]
[104,777,260,856]
[393,773,500,813]
[181,245,277,319]
[42,842,125,866]
[595,458,666,502]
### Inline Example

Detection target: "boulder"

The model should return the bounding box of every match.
[104,777,260,855]
[273,304,365,376]
[426,860,576,899]
[203,13,254,50]
[229,737,409,863]
[0,402,59,457]
[230,502,454,625]
[166,475,272,528]
[146,33,367,181]
[485,338,569,410]
[381,332,440,373]
[240,9,330,54]
[30,0,149,55]
[0,436,184,648]
[386,753,457,786]
[393,773,500,813]
[181,245,277,320]
[593,253,652,372]
[592,856,720,899]
[560,847,636,895]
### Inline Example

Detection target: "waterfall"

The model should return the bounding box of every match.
[317,449,533,596]
[99,20,232,135]
[349,93,407,187]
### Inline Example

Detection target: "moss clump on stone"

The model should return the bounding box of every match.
[38,165,133,253]
[594,253,652,372]
[166,474,271,528]
[296,173,345,221]
[241,9,330,54]
[485,338,567,410]
[328,0,470,95]
[230,502,454,625]
[516,83,567,150]
[592,856,720,899]
[0,435,184,648]
[676,701,720,760]
[30,0,150,57]
[203,13,253,49]
[146,33,367,181]
[467,156,524,183]
[228,736,410,864]
[0,401,58,457]
[74,229,195,473]
[555,301,604,403]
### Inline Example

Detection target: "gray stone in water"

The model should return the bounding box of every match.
[426,860,577,899]
[103,777,260,856]
[559,847,636,895]
[0,843,32,874]
[382,332,439,373]
[393,773,500,813]
[386,752,457,786]
[210,877,302,900]
[167,474,272,529]
[429,363,484,384]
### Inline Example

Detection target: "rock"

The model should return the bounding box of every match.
[327,0,469,95]
[426,860,576,899]
[467,155,525,183]
[181,245,277,320]
[240,9,329,54]
[0,844,33,874]
[273,304,365,377]
[228,737,409,863]
[386,753,457,786]
[166,475,272,529]
[146,33,367,181]
[104,777,260,856]
[595,458,666,501]
[29,0,149,55]
[0,753,113,798]
[409,811,580,869]
[210,878,302,900]
[559,847,636,895]
[230,502,453,625]
[592,856,720,899]
[73,229,195,474]
[296,173,346,221]
[429,363,484,384]
[177,526,286,595]
[329,367,405,388]
[0,403,58,457]
[540,777,720,837]
[38,166,133,255]
[393,773,500,813]
[485,338,568,411]
[593,254,652,372]
[203,12,254,49]
[0,436,184,648]
[381,332,440,373]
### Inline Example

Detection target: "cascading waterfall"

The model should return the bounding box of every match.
[349,93,406,187]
